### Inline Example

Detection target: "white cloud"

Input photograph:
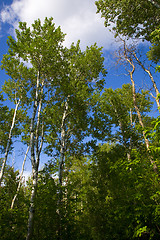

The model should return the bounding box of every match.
[0,0,116,49]
[23,170,31,182]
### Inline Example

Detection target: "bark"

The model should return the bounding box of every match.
[11,145,30,209]
[58,96,70,240]
[128,64,150,149]
[26,167,38,240]
[123,46,158,173]
[26,74,44,240]
[131,50,160,112]
[128,108,136,161]
[0,98,21,186]
[59,97,69,185]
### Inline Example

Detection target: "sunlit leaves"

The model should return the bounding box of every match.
[95,0,160,40]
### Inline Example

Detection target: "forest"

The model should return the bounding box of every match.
[0,0,160,239]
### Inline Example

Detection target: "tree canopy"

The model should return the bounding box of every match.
[95,0,160,40]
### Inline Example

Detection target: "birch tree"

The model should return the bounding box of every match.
[117,41,159,173]
[117,40,160,112]
[2,17,66,240]
[44,41,106,239]
[0,53,30,186]
[45,41,106,186]
[91,84,153,161]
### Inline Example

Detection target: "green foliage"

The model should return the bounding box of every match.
[86,143,160,239]
[148,26,160,72]
[0,164,29,240]
[32,170,59,240]
[90,84,153,153]
[0,95,23,153]
[44,40,106,157]
[95,0,160,40]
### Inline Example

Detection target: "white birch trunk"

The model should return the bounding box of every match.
[59,97,69,185]
[131,51,160,112]
[26,74,44,240]
[11,145,30,209]
[58,97,69,240]
[0,98,21,186]
[26,167,38,240]
[125,52,158,173]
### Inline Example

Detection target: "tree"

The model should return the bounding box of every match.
[45,41,106,186]
[95,0,160,40]
[32,167,59,240]
[0,95,16,154]
[44,40,106,239]
[148,26,160,69]
[11,146,30,209]
[91,84,153,161]
[0,99,21,186]
[0,163,29,240]
[116,41,159,174]
[2,16,106,239]
[1,17,66,240]
[86,143,160,239]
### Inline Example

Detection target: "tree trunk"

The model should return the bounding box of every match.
[11,145,30,209]
[26,167,38,240]
[131,50,160,113]
[26,73,44,240]
[59,97,69,185]
[0,98,21,186]
[126,55,158,173]
[58,97,69,240]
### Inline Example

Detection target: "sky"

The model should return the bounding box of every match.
[0,0,116,49]
[0,0,160,179]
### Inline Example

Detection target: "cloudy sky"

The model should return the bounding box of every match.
[0,0,116,49]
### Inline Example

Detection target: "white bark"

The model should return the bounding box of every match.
[0,98,21,186]
[26,167,38,240]
[26,74,44,240]
[58,96,70,240]
[11,145,30,209]
[131,51,160,112]
[123,46,158,173]
[59,97,69,185]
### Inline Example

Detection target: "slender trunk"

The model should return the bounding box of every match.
[131,51,160,112]
[26,73,44,240]
[11,146,30,209]
[126,56,158,173]
[26,167,38,240]
[129,67,150,149]
[128,108,135,161]
[0,98,21,186]
[58,97,69,240]
[59,98,69,185]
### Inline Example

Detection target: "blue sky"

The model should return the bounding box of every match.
[0,0,160,177]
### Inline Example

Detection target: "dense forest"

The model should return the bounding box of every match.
[1,0,160,239]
